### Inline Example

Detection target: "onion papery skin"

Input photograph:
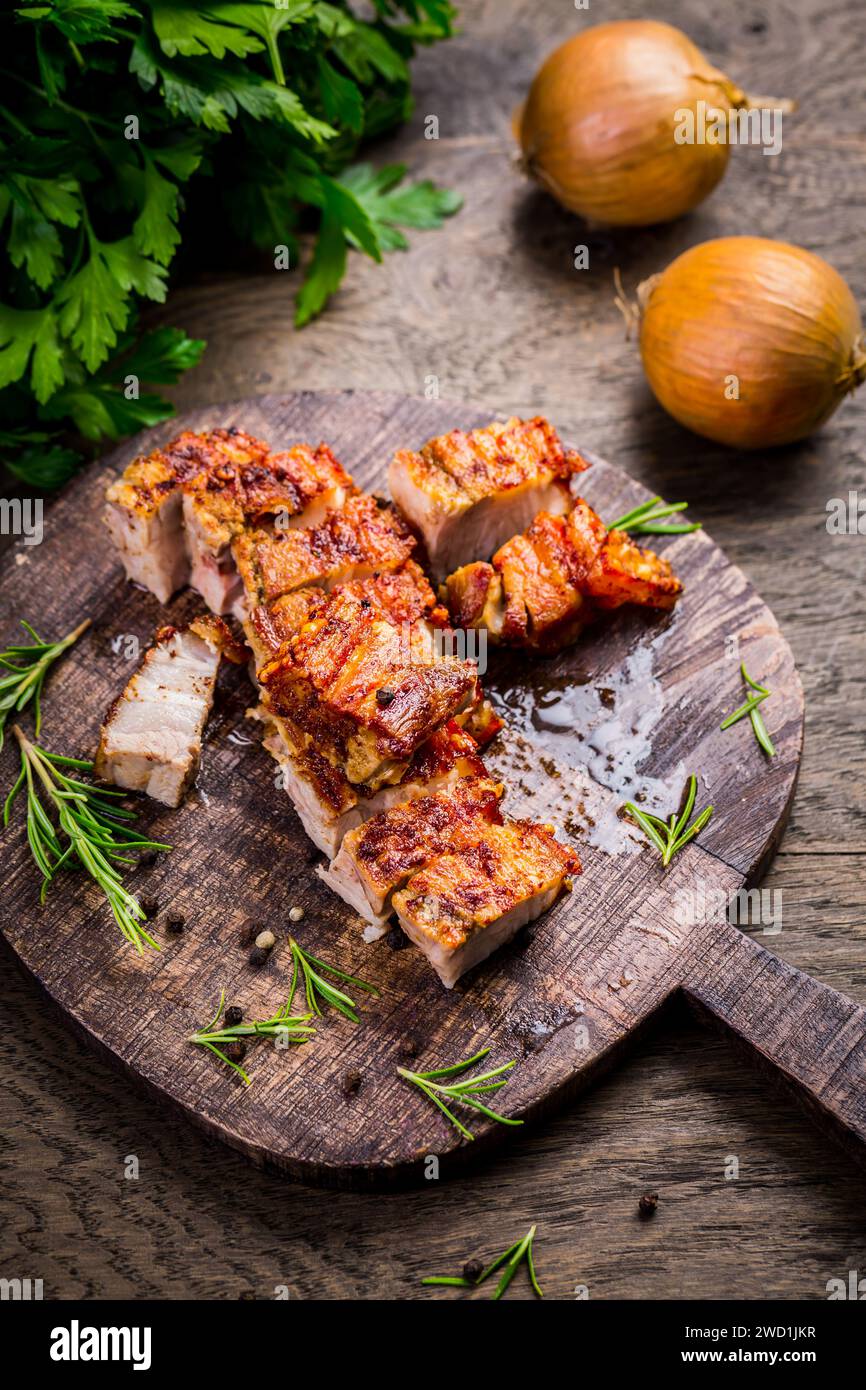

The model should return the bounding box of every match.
[517,20,742,226]
[638,238,866,449]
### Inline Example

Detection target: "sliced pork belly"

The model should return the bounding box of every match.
[322,777,504,927]
[257,585,478,790]
[182,443,356,615]
[255,710,490,859]
[392,821,581,988]
[104,429,271,604]
[388,416,589,580]
[247,561,449,665]
[443,498,682,652]
[94,616,241,806]
[232,494,416,614]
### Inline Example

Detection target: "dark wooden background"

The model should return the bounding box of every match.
[2,0,865,1299]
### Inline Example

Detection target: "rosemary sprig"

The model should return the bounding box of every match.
[0,618,90,749]
[398,1046,522,1142]
[609,496,701,535]
[721,663,776,758]
[422,1225,543,1300]
[4,725,170,953]
[287,936,379,1023]
[188,988,315,1086]
[624,773,713,867]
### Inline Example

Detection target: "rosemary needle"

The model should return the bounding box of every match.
[608,496,701,536]
[287,936,378,1023]
[624,773,713,867]
[398,1046,522,1141]
[0,618,90,749]
[189,988,315,1085]
[721,663,776,757]
[422,1225,543,1300]
[5,725,170,953]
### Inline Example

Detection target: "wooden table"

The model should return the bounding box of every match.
[2,0,865,1300]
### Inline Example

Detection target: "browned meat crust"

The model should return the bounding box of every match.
[106,428,272,515]
[249,561,449,659]
[258,585,478,785]
[233,494,416,607]
[397,416,589,504]
[444,496,682,651]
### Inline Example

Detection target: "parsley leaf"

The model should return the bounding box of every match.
[338,162,462,251]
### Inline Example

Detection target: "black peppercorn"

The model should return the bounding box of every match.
[224,1041,247,1064]
[139,897,158,917]
[399,1038,419,1060]
[341,1070,362,1096]
[462,1258,484,1284]
[138,850,157,869]
[638,1192,659,1219]
[376,687,396,707]
[248,945,269,968]
[224,1006,243,1027]
[385,926,407,951]
[166,911,185,934]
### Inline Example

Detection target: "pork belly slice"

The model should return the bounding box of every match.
[104,428,271,604]
[182,443,356,615]
[256,708,490,862]
[94,617,241,807]
[322,777,504,926]
[232,494,416,615]
[257,585,478,790]
[247,560,449,664]
[392,821,580,988]
[388,416,589,580]
[443,498,682,652]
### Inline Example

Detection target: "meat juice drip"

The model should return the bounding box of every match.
[486,641,685,854]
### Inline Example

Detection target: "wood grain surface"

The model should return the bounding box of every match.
[2,0,865,1299]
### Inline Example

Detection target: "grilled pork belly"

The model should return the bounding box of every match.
[247,561,449,664]
[94,616,240,806]
[258,584,478,790]
[444,497,682,652]
[182,443,355,614]
[104,429,270,604]
[388,416,589,580]
[392,821,581,988]
[256,709,490,859]
[322,778,504,927]
[232,494,416,614]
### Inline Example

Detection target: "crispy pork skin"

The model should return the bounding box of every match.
[443,497,682,652]
[388,416,589,580]
[392,821,581,988]
[256,710,490,860]
[322,778,504,926]
[247,561,449,663]
[182,443,356,615]
[104,429,271,604]
[257,585,478,790]
[94,617,235,806]
[232,494,416,613]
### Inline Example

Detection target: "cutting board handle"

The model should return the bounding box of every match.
[684,918,866,1162]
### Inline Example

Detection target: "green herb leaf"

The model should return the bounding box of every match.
[624,774,714,867]
[338,162,462,252]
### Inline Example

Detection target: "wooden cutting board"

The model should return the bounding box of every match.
[3,390,864,1189]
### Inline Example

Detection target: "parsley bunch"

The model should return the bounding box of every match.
[1,1,459,488]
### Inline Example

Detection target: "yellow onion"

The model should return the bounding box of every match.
[516,20,791,226]
[634,237,866,449]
